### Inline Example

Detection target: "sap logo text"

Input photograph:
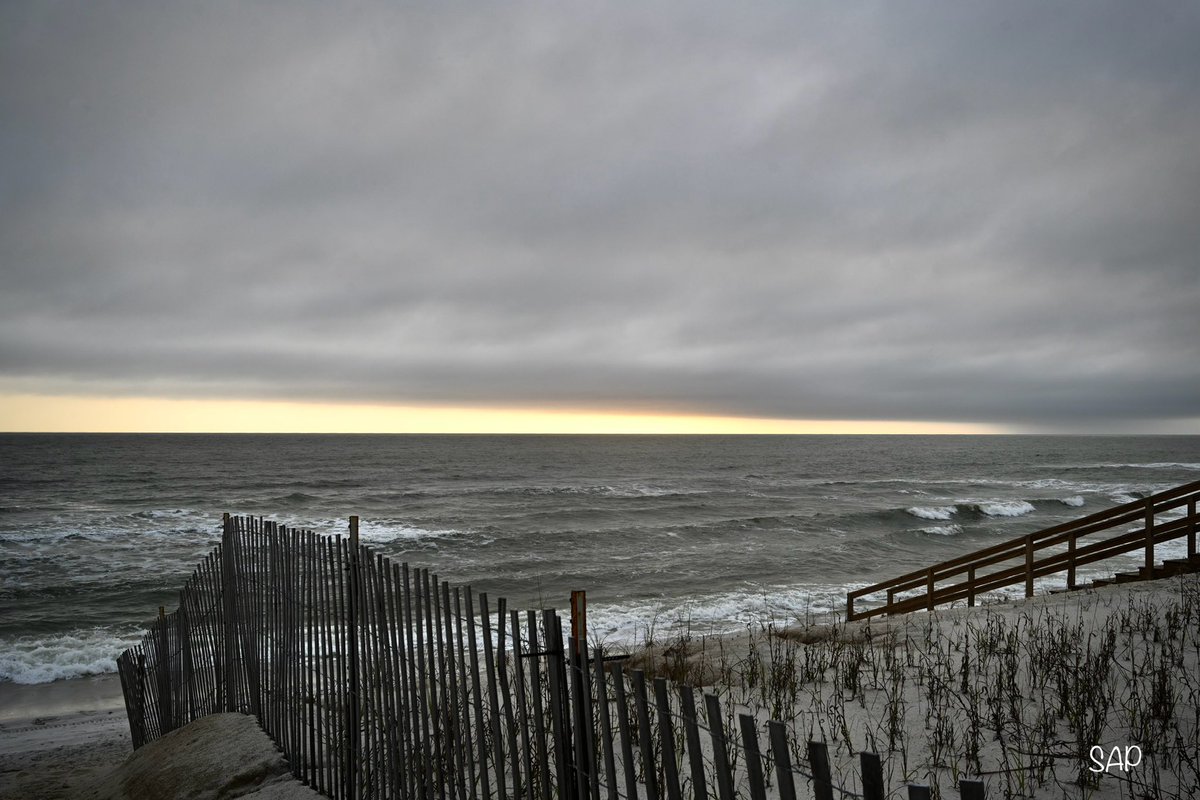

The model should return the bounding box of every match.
[1089,745,1142,773]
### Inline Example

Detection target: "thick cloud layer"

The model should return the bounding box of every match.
[2,2,1198,427]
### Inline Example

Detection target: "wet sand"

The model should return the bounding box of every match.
[0,675,130,800]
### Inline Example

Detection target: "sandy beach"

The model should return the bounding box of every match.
[0,675,130,800]
[3,574,1197,799]
[0,678,321,800]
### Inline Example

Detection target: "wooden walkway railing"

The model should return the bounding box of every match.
[848,479,1200,621]
[117,514,974,800]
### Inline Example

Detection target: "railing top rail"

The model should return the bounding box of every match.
[849,477,1200,600]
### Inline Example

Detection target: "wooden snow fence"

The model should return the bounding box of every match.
[117,515,987,800]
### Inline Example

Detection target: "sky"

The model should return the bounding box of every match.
[2,2,1198,434]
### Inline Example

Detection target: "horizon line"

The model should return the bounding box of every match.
[2,391,1196,435]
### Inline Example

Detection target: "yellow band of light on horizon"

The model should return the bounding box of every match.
[0,392,1000,434]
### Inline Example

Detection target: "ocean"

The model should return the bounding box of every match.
[1,434,1197,685]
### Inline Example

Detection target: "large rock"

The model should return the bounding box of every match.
[85,714,324,800]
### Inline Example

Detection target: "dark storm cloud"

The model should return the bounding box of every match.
[2,1,1198,427]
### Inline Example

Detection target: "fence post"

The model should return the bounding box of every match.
[906,786,931,800]
[136,653,147,746]
[1067,534,1077,589]
[221,513,236,713]
[967,566,976,607]
[1145,499,1155,574]
[1189,497,1197,560]
[157,606,172,735]
[926,568,935,611]
[346,515,361,800]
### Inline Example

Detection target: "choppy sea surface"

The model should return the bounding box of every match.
[1,434,1197,684]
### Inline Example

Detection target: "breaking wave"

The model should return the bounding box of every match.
[906,506,957,521]
[0,627,145,684]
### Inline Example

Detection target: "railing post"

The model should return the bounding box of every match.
[570,590,587,658]
[221,513,236,713]
[345,516,360,800]
[1145,499,1154,575]
[967,566,976,608]
[1190,497,1197,560]
[926,568,935,611]
[1024,535,1034,598]
[1067,534,1077,589]
[847,594,854,621]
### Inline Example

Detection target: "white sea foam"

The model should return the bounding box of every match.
[921,525,963,537]
[906,506,957,521]
[975,501,1036,517]
[1059,496,1086,508]
[1092,462,1200,471]
[0,628,144,684]
[586,583,863,644]
[358,522,463,543]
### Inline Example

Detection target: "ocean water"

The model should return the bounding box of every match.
[1,434,1197,685]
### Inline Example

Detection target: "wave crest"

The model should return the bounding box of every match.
[975,501,1036,517]
[906,506,957,521]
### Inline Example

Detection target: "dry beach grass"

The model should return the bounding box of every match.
[626,573,1200,799]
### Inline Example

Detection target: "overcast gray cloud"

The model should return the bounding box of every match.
[2,1,1198,429]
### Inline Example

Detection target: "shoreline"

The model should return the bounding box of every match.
[0,675,130,800]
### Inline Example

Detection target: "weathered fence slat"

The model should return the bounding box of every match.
[632,670,660,800]
[593,649,618,800]
[569,637,590,800]
[704,693,735,800]
[577,637,600,800]
[766,721,796,800]
[680,685,708,800]
[738,714,766,800]
[498,601,523,800]
[467,587,491,800]
[528,609,553,800]
[446,583,469,800]
[860,752,884,800]
[655,678,683,800]
[544,608,572,800]
[959,778,986,799]
[808,741,834,800]
[481,593,507,800]
[612,664,640,800]
[457,588,479,800]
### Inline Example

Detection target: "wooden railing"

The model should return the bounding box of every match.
[847,479,1200,621]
